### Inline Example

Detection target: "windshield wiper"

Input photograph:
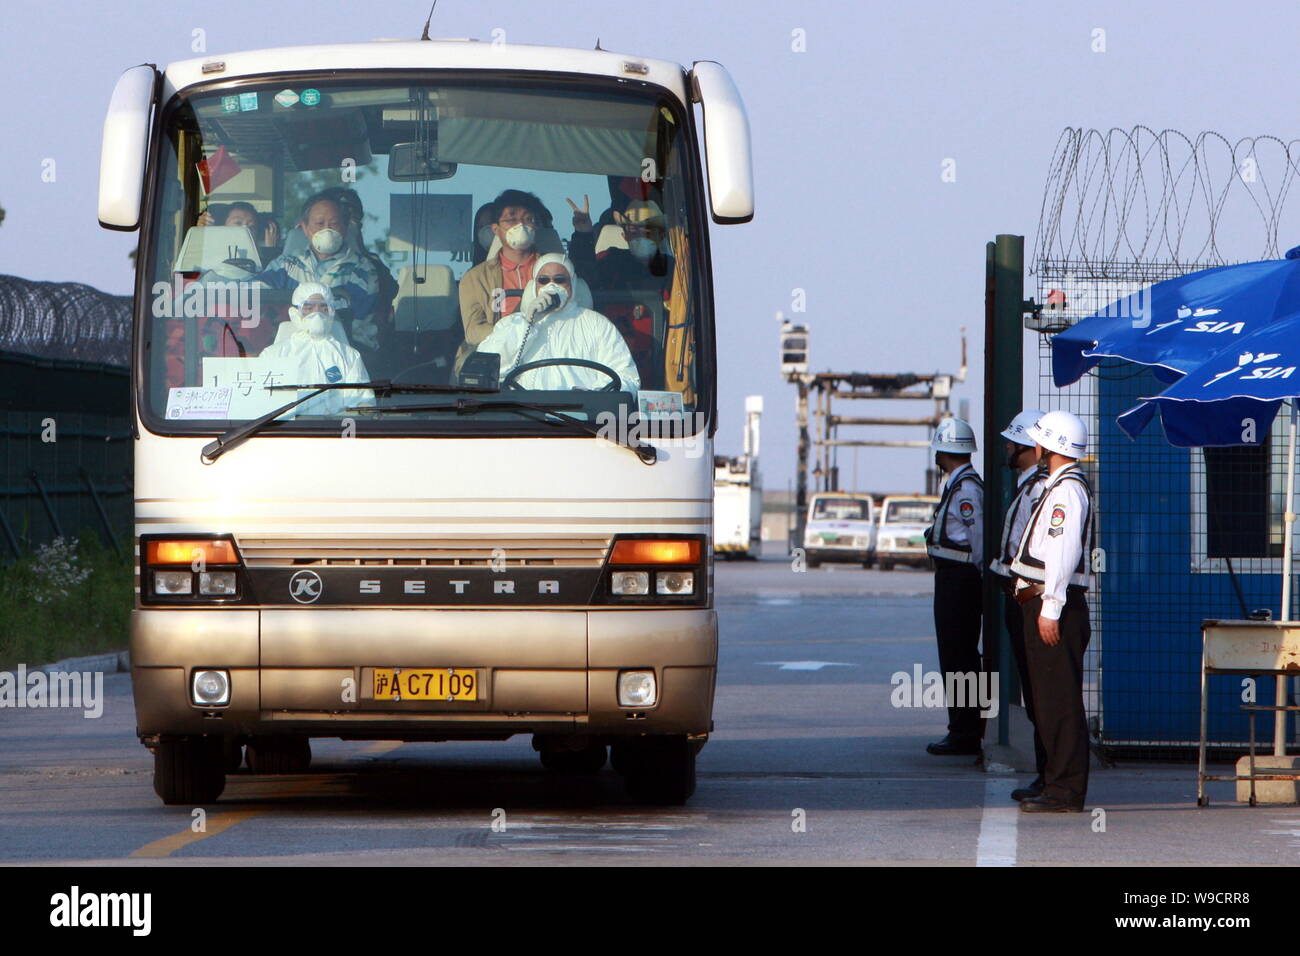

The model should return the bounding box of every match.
[349,397,658,465]
[200,381,494,463]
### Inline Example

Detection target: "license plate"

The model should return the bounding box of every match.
[372,668,479,701]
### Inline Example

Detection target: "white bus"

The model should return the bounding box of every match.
[98,38,753,806]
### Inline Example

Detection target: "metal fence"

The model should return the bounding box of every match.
[0,275,133,559]
[1034,261,1299,755]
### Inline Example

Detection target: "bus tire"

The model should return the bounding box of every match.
[246,736,311,775]
[153,736,225,805]
[621,736,696,805]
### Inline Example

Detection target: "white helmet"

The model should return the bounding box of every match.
[1001,408,1045,447]
[931,417,977,454]
[1028,410,1087,458]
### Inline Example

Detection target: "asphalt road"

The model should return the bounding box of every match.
[1,548,1297,865]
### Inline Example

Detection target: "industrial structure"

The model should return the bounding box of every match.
[779,314,967,548]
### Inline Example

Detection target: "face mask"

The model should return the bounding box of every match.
[478,225,495,250]
[304,312,331,337]
[628,237,657,262]
[311,228,343,256]
[504,223,536,251]
[291,304,333,337]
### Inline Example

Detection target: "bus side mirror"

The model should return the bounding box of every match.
[690,61,755,225]
[98,64,158,231]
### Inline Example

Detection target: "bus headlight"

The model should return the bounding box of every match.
[142,534,244,604]
[154,571,193,595]
[655,571,695,595]
[618,670,657,707]
[611,571,650,595]
[601,535,705,605]
[192,669,230,706]
[199,571,238,596]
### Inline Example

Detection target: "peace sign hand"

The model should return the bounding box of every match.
[567,195,592,233]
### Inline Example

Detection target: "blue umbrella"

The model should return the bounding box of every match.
[1116,313,1300,446]
[1052,258,1300,388]
[1102,309,1300,756]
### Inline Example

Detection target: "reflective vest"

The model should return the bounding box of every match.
[989,469,1045,578]
[1009,465,1093,588]
[927,467,983,565]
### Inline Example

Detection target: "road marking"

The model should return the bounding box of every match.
[130,809,262,858]
[759,661,856,671]
[976,779,1018,866]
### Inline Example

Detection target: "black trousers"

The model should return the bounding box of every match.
[933,562,984,740]
[1002,589,1047,777]
[1021,590,1091,803]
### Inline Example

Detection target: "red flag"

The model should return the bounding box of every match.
[196,146,242,194]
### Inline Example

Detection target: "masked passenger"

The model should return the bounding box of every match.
[457,190,555,363]
[259,283,374,415]
[473,254,639,394]
[258,194,380,348]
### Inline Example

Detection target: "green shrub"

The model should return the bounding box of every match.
[0,535,133,670]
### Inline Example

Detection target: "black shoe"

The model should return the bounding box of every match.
[1019,795,1084,813]
[1010,777,1044,802]
[926,735,982,756]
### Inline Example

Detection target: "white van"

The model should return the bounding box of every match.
[876,495,939,570]
[802,493,876,568]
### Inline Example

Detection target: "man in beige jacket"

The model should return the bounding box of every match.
[456,190,554,373]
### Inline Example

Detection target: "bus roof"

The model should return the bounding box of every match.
[162,40,691,103]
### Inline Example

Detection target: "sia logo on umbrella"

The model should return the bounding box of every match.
[1051,257,1300,390]
[1050,251,1300,447]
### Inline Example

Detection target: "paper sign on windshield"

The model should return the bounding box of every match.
[201,357,299,419]
[165,386,233,420]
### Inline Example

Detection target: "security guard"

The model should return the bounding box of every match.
[924,417,985,756]
[1010,410,1093,812]
[989,409,1048,800]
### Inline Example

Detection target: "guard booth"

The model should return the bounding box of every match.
[0,275,133,557]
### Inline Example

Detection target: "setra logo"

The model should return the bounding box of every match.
[289,569,323,604]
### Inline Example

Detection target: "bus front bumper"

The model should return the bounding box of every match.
[130,607,717,741]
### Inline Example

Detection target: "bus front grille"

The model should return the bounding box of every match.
[237,535,613,569]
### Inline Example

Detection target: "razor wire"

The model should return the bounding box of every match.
[0,274,132,367]
[1033,127,1300,275]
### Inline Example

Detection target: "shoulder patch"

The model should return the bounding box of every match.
[1050,506,1066,527]
[959,500,975,519]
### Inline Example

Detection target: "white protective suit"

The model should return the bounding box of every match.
[475,253,640,394]
[259,282,374,416]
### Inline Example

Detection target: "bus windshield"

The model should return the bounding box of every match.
[141,76,707,435]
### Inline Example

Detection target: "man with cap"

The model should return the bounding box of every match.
[990,409,1049,800]
[924,417,985,756]
[566,198,674,377]
[1010,410,1094,812]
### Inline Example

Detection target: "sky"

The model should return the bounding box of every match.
[6,0,1300,493]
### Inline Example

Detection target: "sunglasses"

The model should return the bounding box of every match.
[536,275,570,285]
